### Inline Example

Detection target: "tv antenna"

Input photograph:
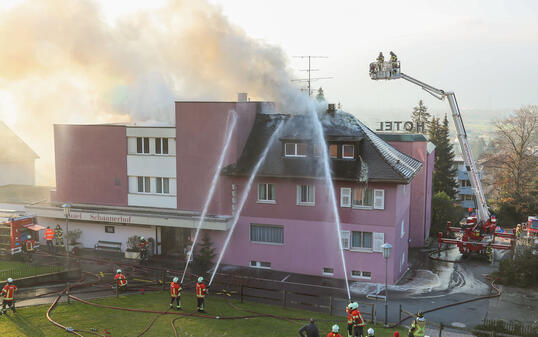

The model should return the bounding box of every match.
[292,56,332,96]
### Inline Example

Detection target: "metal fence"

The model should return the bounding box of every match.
[0,264,63,281]
[476,319,538,337]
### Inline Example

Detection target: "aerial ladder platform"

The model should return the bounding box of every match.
[369,54,514,260]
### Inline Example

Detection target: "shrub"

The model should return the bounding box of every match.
[493,247,538,287]
[126,235,141,252]
[430,192,464,237]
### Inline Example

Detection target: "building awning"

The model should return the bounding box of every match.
[26,203,232,231]
[24,224,45,231]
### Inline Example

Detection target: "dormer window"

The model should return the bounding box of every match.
[342,144,354,159]
[329,144,338,158]
[284,143,307,157]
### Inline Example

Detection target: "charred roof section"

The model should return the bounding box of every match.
[222,110,422,183]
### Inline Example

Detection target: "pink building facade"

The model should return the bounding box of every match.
[29,100,433,285]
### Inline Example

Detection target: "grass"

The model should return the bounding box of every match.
[0,291,407,337]
[0,260,63,280]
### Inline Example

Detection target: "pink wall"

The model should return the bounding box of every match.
[388,140,430,247]
[208,175,410,284]
[53,124,128,206]
[175,102,257,214]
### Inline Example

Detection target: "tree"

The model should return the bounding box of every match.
[411,100,431,133]
[192,232,216,279]
[482,105,538,222]
[315,87,325,102]
[430,192,463,236]
[429,114,458,199]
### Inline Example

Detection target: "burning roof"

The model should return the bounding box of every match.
[222,110,422,183]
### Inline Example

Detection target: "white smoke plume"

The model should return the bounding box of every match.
[0,0,309,185]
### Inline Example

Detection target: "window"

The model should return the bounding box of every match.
[137,177,150,193]
[156,177,170,194]
[250,260,271,269]
[329,144,338,158]
[258,183,275,203]
[312,143,322,157]
[155,138,169,154]
[342,145,354,159]
[136,137,150,154]
[250,224,283,244]
[340,188,352,207]
[352,231,373,249]
[460,180,471,187]
[105,226,115,233]
[353,187,373,207]
[284,143,307,157]
[351,270,372,279]
[464,195,473,201]
[373,189,385,209]
[341,230,351,249]
[401,219,405,238]
[323,267,334,275]
[297,185,315,205]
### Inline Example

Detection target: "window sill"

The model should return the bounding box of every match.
[284,155,307,158]
[352,205,373,210]
[322,273,334,276]
[296,202,315,207]
[129,192,177,197]
[256,200,276,204]
[250,241,283,246]
[129,153,175,157]
[349,248,374,253]
[249,266,271,270]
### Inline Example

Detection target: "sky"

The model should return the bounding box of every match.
[0,0,537,185]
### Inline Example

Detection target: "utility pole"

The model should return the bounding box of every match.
[293,56,332,96]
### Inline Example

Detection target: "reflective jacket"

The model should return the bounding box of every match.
[2,284,17,300]
[55,228,63,239]
[114,273,127,287]
[346,307,353,324]
[409,319,426,337]
[327,333,342,337]
[45,229,54,241]
[25,239,35,251]
[170,282,181,297]
[196,282,206,298]
[351,309,365,327]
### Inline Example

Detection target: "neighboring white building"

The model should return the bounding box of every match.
[0,122,38,186]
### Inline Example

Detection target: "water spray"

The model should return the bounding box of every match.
[310,108,352,301]
[180,111,238,285]
[209,120,285,287]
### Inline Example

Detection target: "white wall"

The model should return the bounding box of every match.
[127,193,177,209]
[37,217,156,252]
[0,161,35,186]
[126,127,175,138]
[127,137,176,156]
[127,155,176,177]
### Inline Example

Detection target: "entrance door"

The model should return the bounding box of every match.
[161,227,191,258]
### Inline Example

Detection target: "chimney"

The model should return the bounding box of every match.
[237,92,248,102]
[327,103,336,115]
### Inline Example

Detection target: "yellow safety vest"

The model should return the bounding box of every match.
[410,320,426,337]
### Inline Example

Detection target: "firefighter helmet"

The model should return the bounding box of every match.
[198,277,204,283]
[353,302,359,310]
[27,235,32,240]
[368,328,375,336]
[116,269,122,274]
[332,325,339,333]
[140,236,144,240]
[173,277,179,283]
[7,278,13,283]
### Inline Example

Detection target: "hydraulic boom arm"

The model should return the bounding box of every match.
[370,60,490,223]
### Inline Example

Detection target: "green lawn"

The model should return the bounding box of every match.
[0,291,407,337]
[0,260,63,280]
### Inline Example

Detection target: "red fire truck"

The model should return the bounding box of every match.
[0,210,43,255]
[528,216,538,237]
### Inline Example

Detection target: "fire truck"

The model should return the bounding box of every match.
[369,54,515,260]
[528,216,538,237]
[0,210,42,255]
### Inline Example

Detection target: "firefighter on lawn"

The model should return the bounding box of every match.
[196,276,207,312]
[1,278,17,316]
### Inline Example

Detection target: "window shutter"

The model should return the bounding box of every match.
[373,189,385,209]
[373,232,384,252]
[401,219,405,238]
[296,185,301,203]
[341,230,351,249]
[340,188,351,207]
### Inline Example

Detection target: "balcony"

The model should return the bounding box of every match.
[460,200,476,209]
[458,186,473,195]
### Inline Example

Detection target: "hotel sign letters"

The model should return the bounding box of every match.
[67,212,132,224]
[376,121,425,133]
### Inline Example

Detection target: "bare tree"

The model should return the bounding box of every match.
[483,105,538,222]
